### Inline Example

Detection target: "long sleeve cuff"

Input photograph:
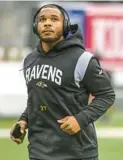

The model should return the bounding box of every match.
[74,110,89,129]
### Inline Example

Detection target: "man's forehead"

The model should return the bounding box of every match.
[38,7,62,16]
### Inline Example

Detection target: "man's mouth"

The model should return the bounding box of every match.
[42,30,54,33]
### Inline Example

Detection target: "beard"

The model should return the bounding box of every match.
[39,31,63,43]
[41,37,60,43]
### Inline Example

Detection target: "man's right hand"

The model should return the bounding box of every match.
[10,120,27,144]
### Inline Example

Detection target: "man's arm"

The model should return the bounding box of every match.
[18,104,28,123]
[18,94,32,124]
[18,57,30,123]
[74,57,115,129]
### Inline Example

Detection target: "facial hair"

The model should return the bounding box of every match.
[40,31,63,43]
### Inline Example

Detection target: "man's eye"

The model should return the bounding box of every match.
[52,18,58,22]
[39,18,45,22]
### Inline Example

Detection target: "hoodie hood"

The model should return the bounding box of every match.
[36,24,85,57]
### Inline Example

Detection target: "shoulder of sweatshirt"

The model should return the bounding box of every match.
[23,49,38,64]
[83,56,110,81]
[82,56,115,97]
[20,48,40,70]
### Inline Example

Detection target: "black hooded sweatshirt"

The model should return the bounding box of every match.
[19,26,115,160]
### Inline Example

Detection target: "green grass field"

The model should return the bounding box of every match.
[95,108,123,127]
[0,138,123,160]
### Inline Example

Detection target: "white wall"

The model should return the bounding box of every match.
[0,62,27,117]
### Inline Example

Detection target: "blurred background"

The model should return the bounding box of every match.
[0,1,123,160]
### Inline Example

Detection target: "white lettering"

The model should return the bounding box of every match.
[25,68,31,84]
[25,64,63,85]
[55,69,62,85]
[41,65,49,79]
[92,19,123,58]
[36,65,44,78]
[48,66,56,82]
[30,66,36,80]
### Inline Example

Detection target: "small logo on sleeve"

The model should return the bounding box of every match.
[99,69,103,75]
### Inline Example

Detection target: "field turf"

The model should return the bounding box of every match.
[0,138,122,160]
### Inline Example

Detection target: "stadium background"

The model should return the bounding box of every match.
[0,1,123,160]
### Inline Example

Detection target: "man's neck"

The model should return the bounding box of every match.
[41,37,64,53]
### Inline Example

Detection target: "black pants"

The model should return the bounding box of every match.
[30,157,98,160]
[82,157,98,160]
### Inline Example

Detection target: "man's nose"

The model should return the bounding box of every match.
[44,20,52,27]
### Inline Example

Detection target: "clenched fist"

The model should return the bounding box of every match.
[57,116,81,135]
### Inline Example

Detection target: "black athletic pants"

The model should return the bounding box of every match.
[30,157,98,160]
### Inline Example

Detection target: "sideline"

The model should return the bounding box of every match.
[0,128,123,138]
